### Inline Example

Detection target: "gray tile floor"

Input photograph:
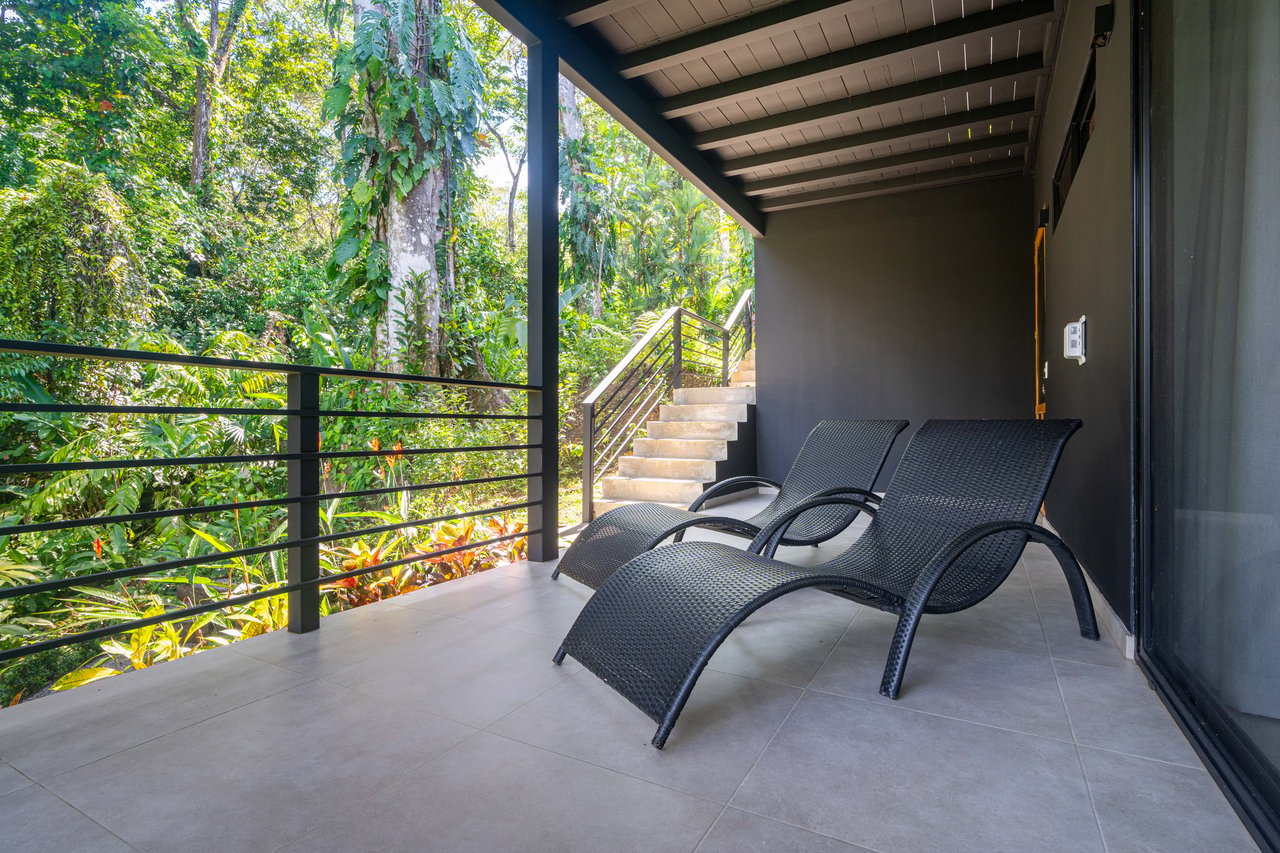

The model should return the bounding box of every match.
[0,496,1259,852]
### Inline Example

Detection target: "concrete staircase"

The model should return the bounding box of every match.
[594,350,757,517]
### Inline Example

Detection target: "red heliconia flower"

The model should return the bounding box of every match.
[93,538,103,559]
[370,436,381,452]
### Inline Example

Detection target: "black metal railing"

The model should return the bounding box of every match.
[0,338,547,664]
[580,290,754,520]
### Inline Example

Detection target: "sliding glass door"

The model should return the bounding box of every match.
[1145,0,1280,843]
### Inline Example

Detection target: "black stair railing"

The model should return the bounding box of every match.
[0,339,546,665]
[580,289,754,521]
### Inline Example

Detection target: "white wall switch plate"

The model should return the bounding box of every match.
[1064,316,1087,364]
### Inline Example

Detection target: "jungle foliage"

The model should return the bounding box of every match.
[0,0,753,702]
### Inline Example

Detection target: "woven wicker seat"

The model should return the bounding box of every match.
[553,419,908,590]
[555,419,1098,748]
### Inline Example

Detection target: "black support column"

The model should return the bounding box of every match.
[527,39,559,561]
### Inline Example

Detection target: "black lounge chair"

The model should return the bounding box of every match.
[554,419,1098,748]
[552,419,908,590]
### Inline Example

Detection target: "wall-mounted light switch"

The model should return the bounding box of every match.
[1064,316,1087,364]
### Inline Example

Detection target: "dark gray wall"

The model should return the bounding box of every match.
[1032,0,1135,629]
[754,176,1033,490]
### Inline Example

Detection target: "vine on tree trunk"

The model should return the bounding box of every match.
[322,0,482,361]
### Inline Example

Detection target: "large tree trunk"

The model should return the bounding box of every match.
[191,72,212,187]
[382,168,445,375]
[183,0,247,189]
[558,77,603,317]
[357,0,448,375]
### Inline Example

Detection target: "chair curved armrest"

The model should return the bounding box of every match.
[747,495,879,557]
[881,521,1099,698]
[810,486,882,504]
[688,475,783,511]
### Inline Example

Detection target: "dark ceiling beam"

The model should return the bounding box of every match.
[692,52,1044,150]
[659,0,1054,118]
[616,0,881,78]
[473,0,766,236]
[560,0,641,28]
[743,131,1029,195]
[758,160,1024,212]
[720,98,1036,176]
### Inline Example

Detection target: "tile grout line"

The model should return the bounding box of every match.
[475,727,730,808]
[722,614,896,853]
[1046,653,1110,851]
[38,673,323,785]
[24,780,146,853]
[690,609,892,853]
[265,727,491,853]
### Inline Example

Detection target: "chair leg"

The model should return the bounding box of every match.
[880,605,925,700]
[550,565,561,580]
[1040,535,1100,640]
[553,647,566,665]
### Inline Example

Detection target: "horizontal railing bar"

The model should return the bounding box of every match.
[317,443,535,462]
[0,473,537,537]
[0,453,300,475]
[318,410,536,420]
[0,530,538,664]
[0,403,294,417]
[0,339,537,392]
[0,501,538,601]
[0,540,295,600]
[314,472,534,504]
[313,501,536,546]
[0,495,296,537]
[0,444,540,475]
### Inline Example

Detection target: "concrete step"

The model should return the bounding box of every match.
[739,349,755,368]
[658,402,750,423]
[673,386,756,405]
[647,420,740,440]
[592,499,685,516]
[619,455,718,480]
[600,476,707,503]
[633,437,728,460]
[731,369,756,384]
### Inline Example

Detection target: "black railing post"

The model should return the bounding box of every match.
[582,402,594,522]
[527,38,559,561]
[287,370,321,633]
[671,309,683,390]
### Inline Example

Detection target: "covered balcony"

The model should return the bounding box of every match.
[3,0,1277,850]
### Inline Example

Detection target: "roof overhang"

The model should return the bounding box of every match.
[474,0,1065,236]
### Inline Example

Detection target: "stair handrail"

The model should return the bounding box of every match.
[581,290,754,521]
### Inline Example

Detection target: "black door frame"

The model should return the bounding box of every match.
[1130,2,1280,848]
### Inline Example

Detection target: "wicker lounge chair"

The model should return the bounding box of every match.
[552,419,908,590]
[554,419,1097,748]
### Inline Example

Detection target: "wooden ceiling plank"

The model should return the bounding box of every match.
[719,96,1035,174]
[692,52,1043,149]
[562,0,648,28]
[660,0,1053,117]
[743,130,1028,194]
[617,0,883,78]
[758,159,1023,211]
